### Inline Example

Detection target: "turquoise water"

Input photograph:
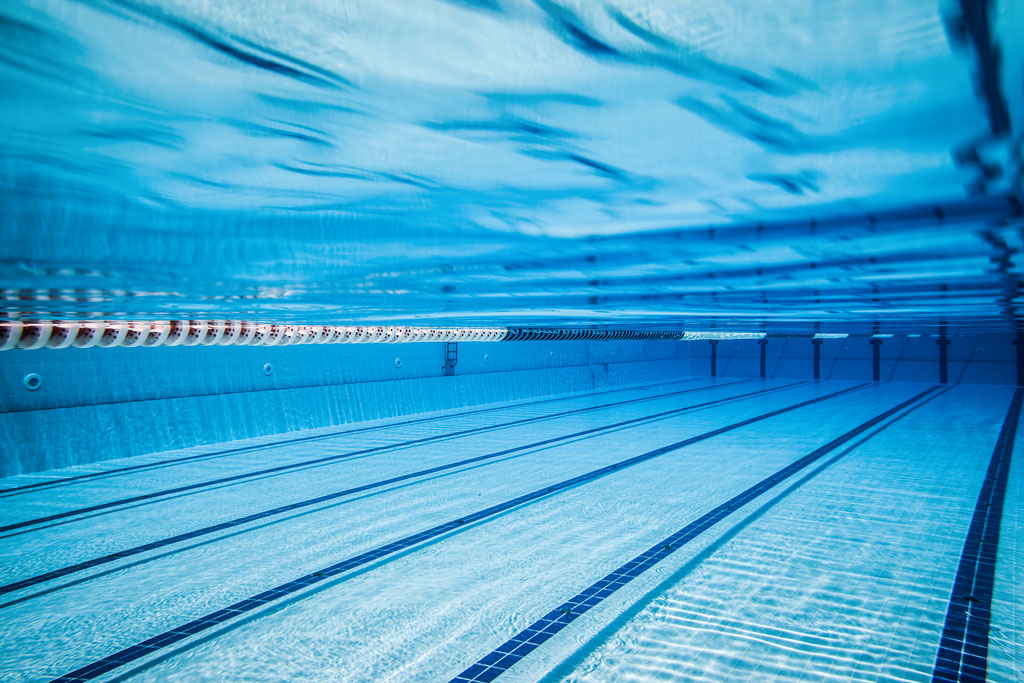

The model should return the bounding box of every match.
[0,379,1020,681]
[1,0,1022,331]
[1,2,1023,682]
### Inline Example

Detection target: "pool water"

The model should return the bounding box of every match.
[1,0,1022,331]
[0,378,1020,681]
[1,0,1022,681]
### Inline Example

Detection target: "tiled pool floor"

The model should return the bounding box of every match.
[0,379,1019,682]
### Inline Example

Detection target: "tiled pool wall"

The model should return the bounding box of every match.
[1,334,1017,477]
[0,340,687,477]
[689,332,1019,385]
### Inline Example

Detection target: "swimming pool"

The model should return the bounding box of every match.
[0,378,1019,682]
[1,0,1022,681]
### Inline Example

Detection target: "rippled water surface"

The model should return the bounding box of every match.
[1,1,1022,330]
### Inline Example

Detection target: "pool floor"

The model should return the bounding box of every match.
[0,379,1020,682]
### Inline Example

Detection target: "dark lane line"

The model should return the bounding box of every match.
[0,381,796,598]
[536,385,953,683]
[449,386,941,683]
[0,380,752,534]
[46,384,867,682]
[0,378,705,498]
[931,388,1021,683]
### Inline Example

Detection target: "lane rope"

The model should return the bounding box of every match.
[0,321,952,350]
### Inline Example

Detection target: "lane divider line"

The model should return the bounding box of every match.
[0,378,705,497]
[0,381,794,599]
[930,388,1022,683]
[44,383,867,682]
[0,322,672,350]
[0,380,759,534]
[449,385,941,683]
[0,320,962,351]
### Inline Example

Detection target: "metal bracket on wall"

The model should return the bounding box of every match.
[443,341,457,376]
[811,338,823,380]
[937,323,950,384]
[870,322,882,382]
[870,338,882,382]
[1017,331,1024,387]
[758,338,768,378]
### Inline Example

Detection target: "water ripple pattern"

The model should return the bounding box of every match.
[0,1,1021,328]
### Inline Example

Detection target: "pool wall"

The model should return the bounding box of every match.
[688,332,1018,384]
[0,340,686,476]
[1,333,1017,477]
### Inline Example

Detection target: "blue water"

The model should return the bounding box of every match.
[1,3,1023,683]
[0,379,1020,682]
[1,0,1022,331]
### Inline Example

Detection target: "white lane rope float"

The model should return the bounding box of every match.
[0,320,701,350]
[0,321,951,350]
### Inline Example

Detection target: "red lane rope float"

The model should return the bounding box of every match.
[2,321,923,350]
[0,321,515,349]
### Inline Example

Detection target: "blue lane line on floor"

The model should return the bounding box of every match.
[0,380,748,535]
[0,378,702,497]
[0,380,788,598]
[45,384,866,682]
[449,385,941,683]
[931,388,1022,683]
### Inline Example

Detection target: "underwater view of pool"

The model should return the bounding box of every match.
[1,0,1022,681]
